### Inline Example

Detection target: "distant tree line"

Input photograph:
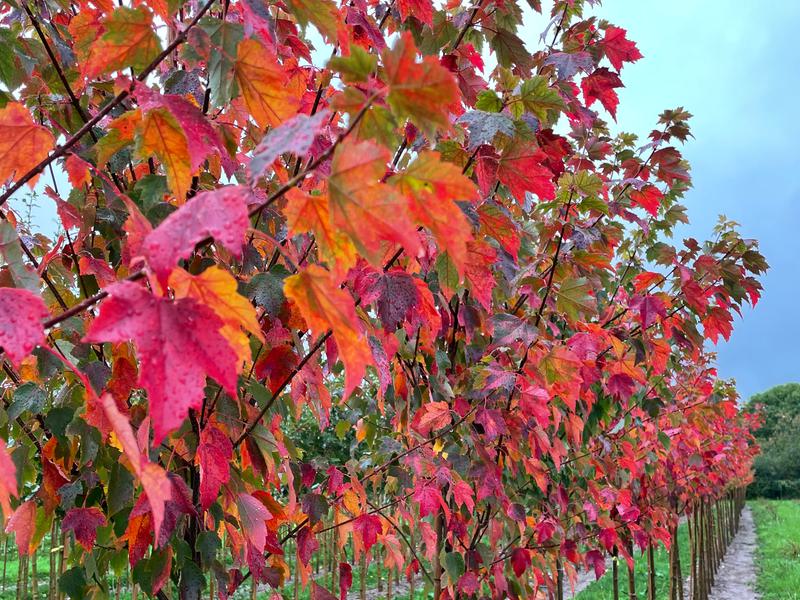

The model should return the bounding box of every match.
[747,383,800,498]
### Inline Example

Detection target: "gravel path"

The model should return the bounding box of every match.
[706,505,760,600]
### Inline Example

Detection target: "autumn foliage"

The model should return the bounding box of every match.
[0,0,767,598]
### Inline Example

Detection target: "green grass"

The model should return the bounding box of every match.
[575,523,689,600]
[751,498,800,600]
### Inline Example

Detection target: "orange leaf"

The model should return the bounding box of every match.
[284,265,371,398]
[0,103,55,189]
[64,154,91,188]
[234,38,300,129]
[136,107,192,202]
[100,394,171,545]
[392,151,476,275]
[382,32,460,137]
[328,139,419,266]
[83,7,162,80]
[284,188,357,277]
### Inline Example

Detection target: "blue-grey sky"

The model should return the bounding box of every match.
[564,1,800,399]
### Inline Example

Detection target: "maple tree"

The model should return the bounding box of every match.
[0,0,768,599]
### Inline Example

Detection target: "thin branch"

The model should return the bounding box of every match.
[0,0,219,207]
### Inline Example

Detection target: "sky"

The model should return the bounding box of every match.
[552,0,800,399]
[10,0,798,401]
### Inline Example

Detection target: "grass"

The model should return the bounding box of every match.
[574,522,689,600]
[751,498,800,600]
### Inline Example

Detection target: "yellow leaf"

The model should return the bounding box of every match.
[0,103,54,189]
[137,108,192,202]
[283,188,357,278]
[284,265,371,398]
[169,266,264,366]
[234,38,299,129]
[342,489,361,515]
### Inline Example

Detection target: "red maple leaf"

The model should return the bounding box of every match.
[62,507,107,551]
[0,288,49,367]
[141,186,251,284]
[85,281,239,443]
[581,68,624,119]
[197,424,233,510]
[602,26,643,71]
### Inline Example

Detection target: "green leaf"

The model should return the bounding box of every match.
[197,531,221,566]
[517,76,565,122]
[107,462,134,516]
[179,560,206,600]
[45,407,75,438]
[196,19,243,107]
[329,45,376,83]
[436,251,459,291]
[246,270,287,315]
[0,222,39,291]
[8,383,45,420]
[442,551,465,585]
[247,379,272,408]
[555,277,596,322]
[335,419,350,440]
[475,90,504,113]
[571,170,604,198]
[59,567,88,599]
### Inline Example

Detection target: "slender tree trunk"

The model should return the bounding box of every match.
[612,547,620,600]
[2,534,8,595]
[432,511,444,600]
[626,539,637,600]
[59,529,68,600]
[359,552,367,600]
[376,546,382,592]
[408,528,416,600]
[556,557,564,600]
[49,519,57,600]
[31,548,38,600]
[647,544,655,600]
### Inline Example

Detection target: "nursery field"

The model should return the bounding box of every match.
[0,0,777,598]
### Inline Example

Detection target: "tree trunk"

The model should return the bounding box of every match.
[376,546,382,592]
[31,548,38,600]
[359,552,367,600]
[556,557,564,600]
[626,539,637,600]
[432,511,444,600]
[2,534,8,595]
[612,548,620,600]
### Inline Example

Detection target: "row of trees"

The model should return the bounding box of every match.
[0,0,765,599]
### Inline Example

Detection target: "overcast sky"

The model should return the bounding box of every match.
[546,1,799,399]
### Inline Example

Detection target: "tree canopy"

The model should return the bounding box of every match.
[747,384,800,498]
[0,0,767,598]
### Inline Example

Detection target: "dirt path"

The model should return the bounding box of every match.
[705,505,760,600]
